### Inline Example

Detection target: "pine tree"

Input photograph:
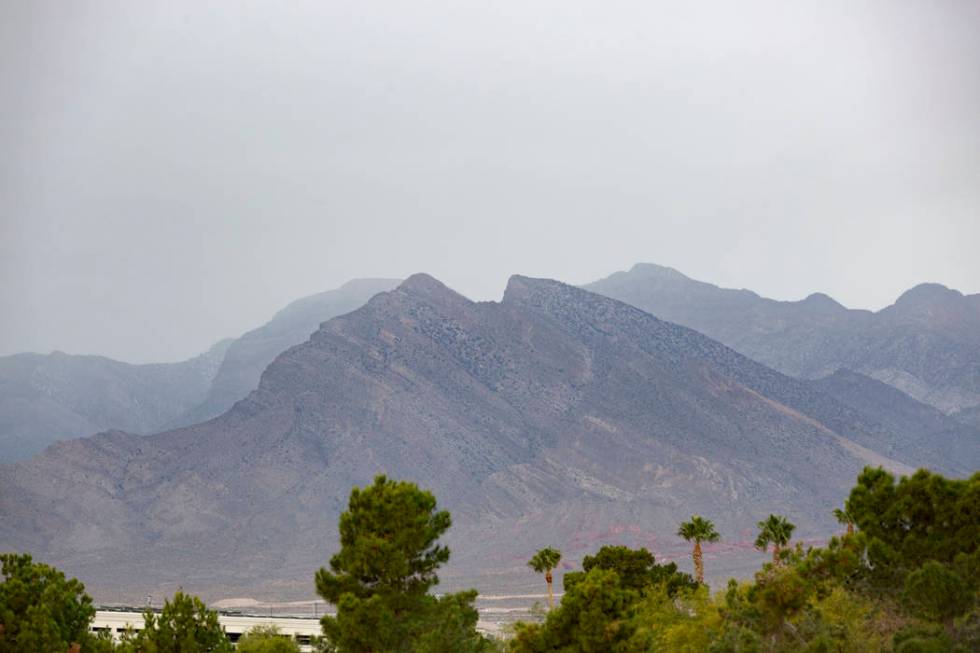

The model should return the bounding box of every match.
[129,590,232,652]
[0,553,96,653]
[315,475,490,652]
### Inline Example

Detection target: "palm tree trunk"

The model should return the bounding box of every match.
[693,541,704,584]
[545,569,554,609]
[846,522,854,536]
[772,544,780,567]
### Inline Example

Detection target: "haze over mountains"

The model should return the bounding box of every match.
[1,274,976,601]
[0,279,400,460]
[587,263,980,418]
[0,341,229,461]
[172,278,401,427]
[5,263,978,466]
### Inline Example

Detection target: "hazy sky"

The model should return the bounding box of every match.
[2,1,978,363]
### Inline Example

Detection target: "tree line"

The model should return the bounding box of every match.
[2,467,977,651]
[510,467,978,652]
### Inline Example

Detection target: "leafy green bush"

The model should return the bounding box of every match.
[236,624,300,653]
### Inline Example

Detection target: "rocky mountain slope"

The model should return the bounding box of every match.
[0,279,398,461]
[2,276,974,600]
[954,405,980,429]
[0,341,229,461]
[586,263,980,414]
[171,278,400,426]
[811,369,979,470]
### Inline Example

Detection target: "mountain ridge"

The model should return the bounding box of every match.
[0,340,230,461]
[0,279,400,460]
[586,263,980,413]
[2,274,974,602]
[170,277,401,426]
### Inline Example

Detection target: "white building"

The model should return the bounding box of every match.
[90,610,323,652]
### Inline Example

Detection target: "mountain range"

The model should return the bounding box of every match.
[0,342,229,462]
[587,263,980,417]
[7,265,978,465]
[1,275,976,601]
[171,278,401,427]
[0,279,400,461]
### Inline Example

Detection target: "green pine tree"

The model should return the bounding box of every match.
[315,475,490,652]
[0,553,97,653]
[126,590,232,653]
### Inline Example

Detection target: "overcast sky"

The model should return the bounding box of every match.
[1,1,978,363]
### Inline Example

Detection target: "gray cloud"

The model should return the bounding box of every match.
[2,0,978,362]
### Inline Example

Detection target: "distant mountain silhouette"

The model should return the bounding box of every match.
[0,279,399,460]
[0,341,229,461]
[171,278,400,426]
[2,276,974,600]
[586,263,980,414]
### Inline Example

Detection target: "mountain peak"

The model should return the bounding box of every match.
[893,283,962,308]
[502,275,569,306]
[627,262,691,280]
[338,277,403,292]
[396,273,472,304]
[801,292,845,310]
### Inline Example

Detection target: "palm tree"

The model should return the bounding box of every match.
[677,515,720,584]
[755,514,795,567]
[528,547,562,609]
[833,506,855,536]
